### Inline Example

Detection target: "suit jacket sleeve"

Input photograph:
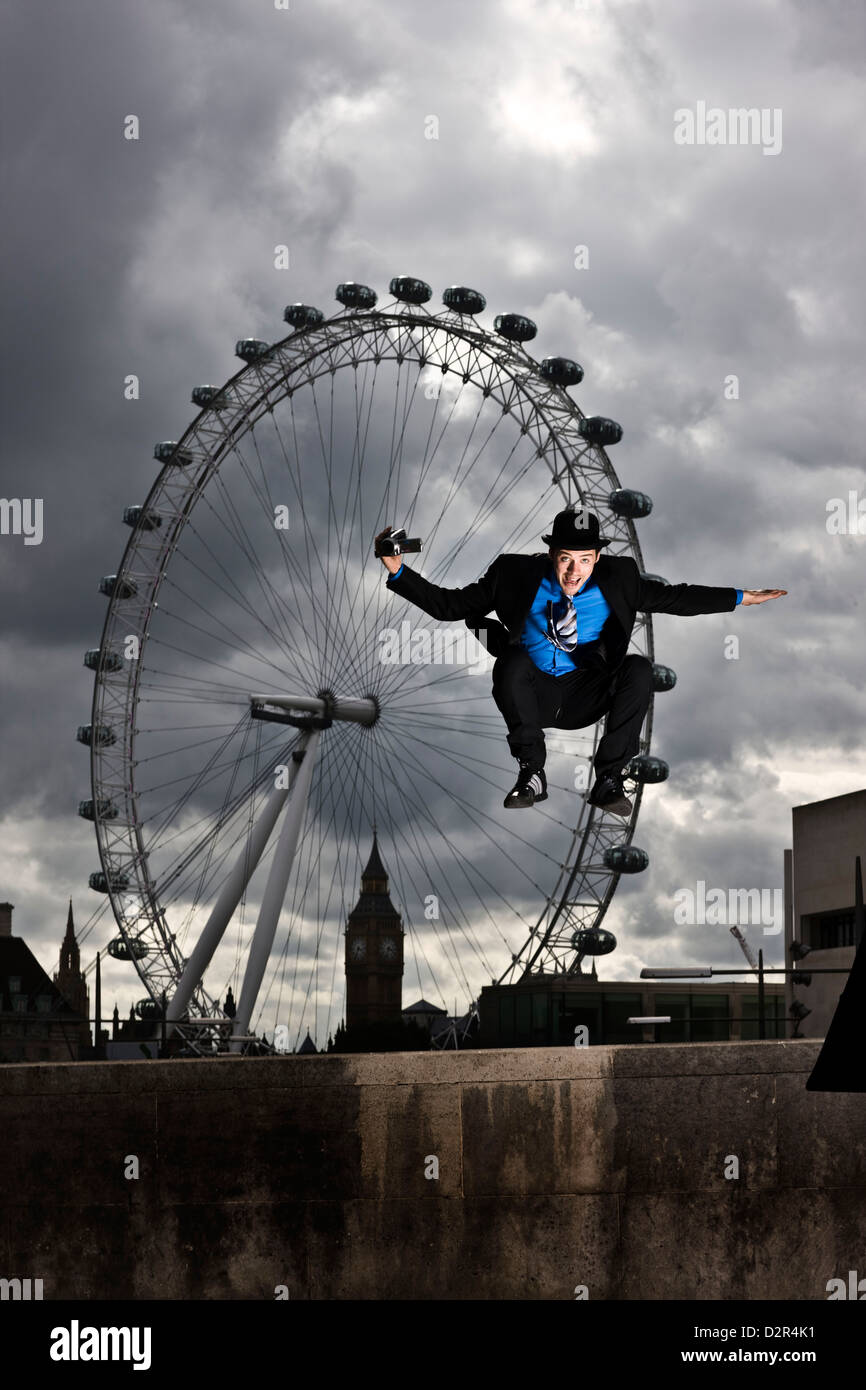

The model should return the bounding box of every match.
[384,556,501,622]
[634,561,738,617]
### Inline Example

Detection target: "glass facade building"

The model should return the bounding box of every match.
[480,978,787,1048]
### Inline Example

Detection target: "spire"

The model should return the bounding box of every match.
[362,832,388,886]
[58,898,80,976]
[53,897,89,1048]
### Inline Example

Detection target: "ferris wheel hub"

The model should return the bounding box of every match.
[249,693,379,727]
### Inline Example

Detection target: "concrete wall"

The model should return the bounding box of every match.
[1,1040,864,1300]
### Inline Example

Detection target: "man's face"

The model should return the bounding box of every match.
[550,546,600,595]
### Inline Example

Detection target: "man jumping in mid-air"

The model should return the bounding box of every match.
[376,507,786,816]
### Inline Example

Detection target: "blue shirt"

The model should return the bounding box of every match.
[519,566,611,675]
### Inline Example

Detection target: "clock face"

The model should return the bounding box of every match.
[378,936,397,961]
[349,937,367,961]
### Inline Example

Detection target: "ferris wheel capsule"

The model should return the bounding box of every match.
[98,574,137,600]
[442,285,486,314]
[335,282,377,309]
[609,488,653,518]
[107,936,150,961]
[89,870,130,893]
[494,312,537,342]
[236,339,271,363]
[123,506,161,530]
[283,304,324,329]
[571,926,617,955]
[153,442,194,467]
[191,385,230,409]
[84,647,123,673]
[389,276,432,304]
[626,754,669,783]
[540,356,584,386]
[578,416,623,446]
[77,724,116,747]
[651,663,677,692]
[603,845,649,873]
[135,997,163,1020]
[78,798,118,821]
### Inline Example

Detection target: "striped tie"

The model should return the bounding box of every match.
[548,595,577,651]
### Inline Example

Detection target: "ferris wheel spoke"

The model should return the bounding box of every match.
[341,370,474,689]
[384,716,584,813]
[196,460,316,666]
[346,361,413,691]
[207,441,370,695]
[245,414,369,685]
[155,584,300,688]
[378,715,559,902]
[153,747,276,902]
[433,454,555,581]
[136,678,245,700]
[264,391,376,692]
[375,715,545,919]
[418,407,505,564]
[382,710,576,835]
[307,375,362,678]
[347,724,482,996]
[377,644,490,703]
[182,518,321,684]
[392,365,473,559]
[172,733,257,929]
[182,515,300,660]
[314,358,407,691]
[138,715,275,845]
[135,728,279,806]
[438,418,524,559]
[144,635,301,698]
[370,723,519,984]
[163,521,317,680]
[277,399,332,671]
[358,394,489,675]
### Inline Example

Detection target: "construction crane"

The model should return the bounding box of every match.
[730,924,759,974]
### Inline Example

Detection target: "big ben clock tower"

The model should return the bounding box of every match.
[345,835,404,1029]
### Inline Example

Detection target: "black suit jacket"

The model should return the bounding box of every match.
[385,551,739,674]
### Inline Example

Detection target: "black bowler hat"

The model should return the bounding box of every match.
[541,507,611,551]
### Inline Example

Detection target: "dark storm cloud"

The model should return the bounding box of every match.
[1,0,864,1033]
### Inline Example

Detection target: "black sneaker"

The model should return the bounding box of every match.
[587,772,632,817]
[503,763,547,809]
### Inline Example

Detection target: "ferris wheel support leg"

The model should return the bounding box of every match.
[229,728,320,1053]
[166,754,306,1031]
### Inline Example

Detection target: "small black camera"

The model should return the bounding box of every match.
[375,526,423,558]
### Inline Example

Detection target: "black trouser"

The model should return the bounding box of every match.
[491,645,653,778]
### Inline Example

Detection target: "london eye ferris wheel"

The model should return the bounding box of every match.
[77,275,673,1052]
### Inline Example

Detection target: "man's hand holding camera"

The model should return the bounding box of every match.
[374,525,423,575]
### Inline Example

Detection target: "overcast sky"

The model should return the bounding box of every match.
[1,0,864,1048]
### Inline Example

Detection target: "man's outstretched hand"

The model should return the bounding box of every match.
[375,527,403,575]
[740,589,787,606]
